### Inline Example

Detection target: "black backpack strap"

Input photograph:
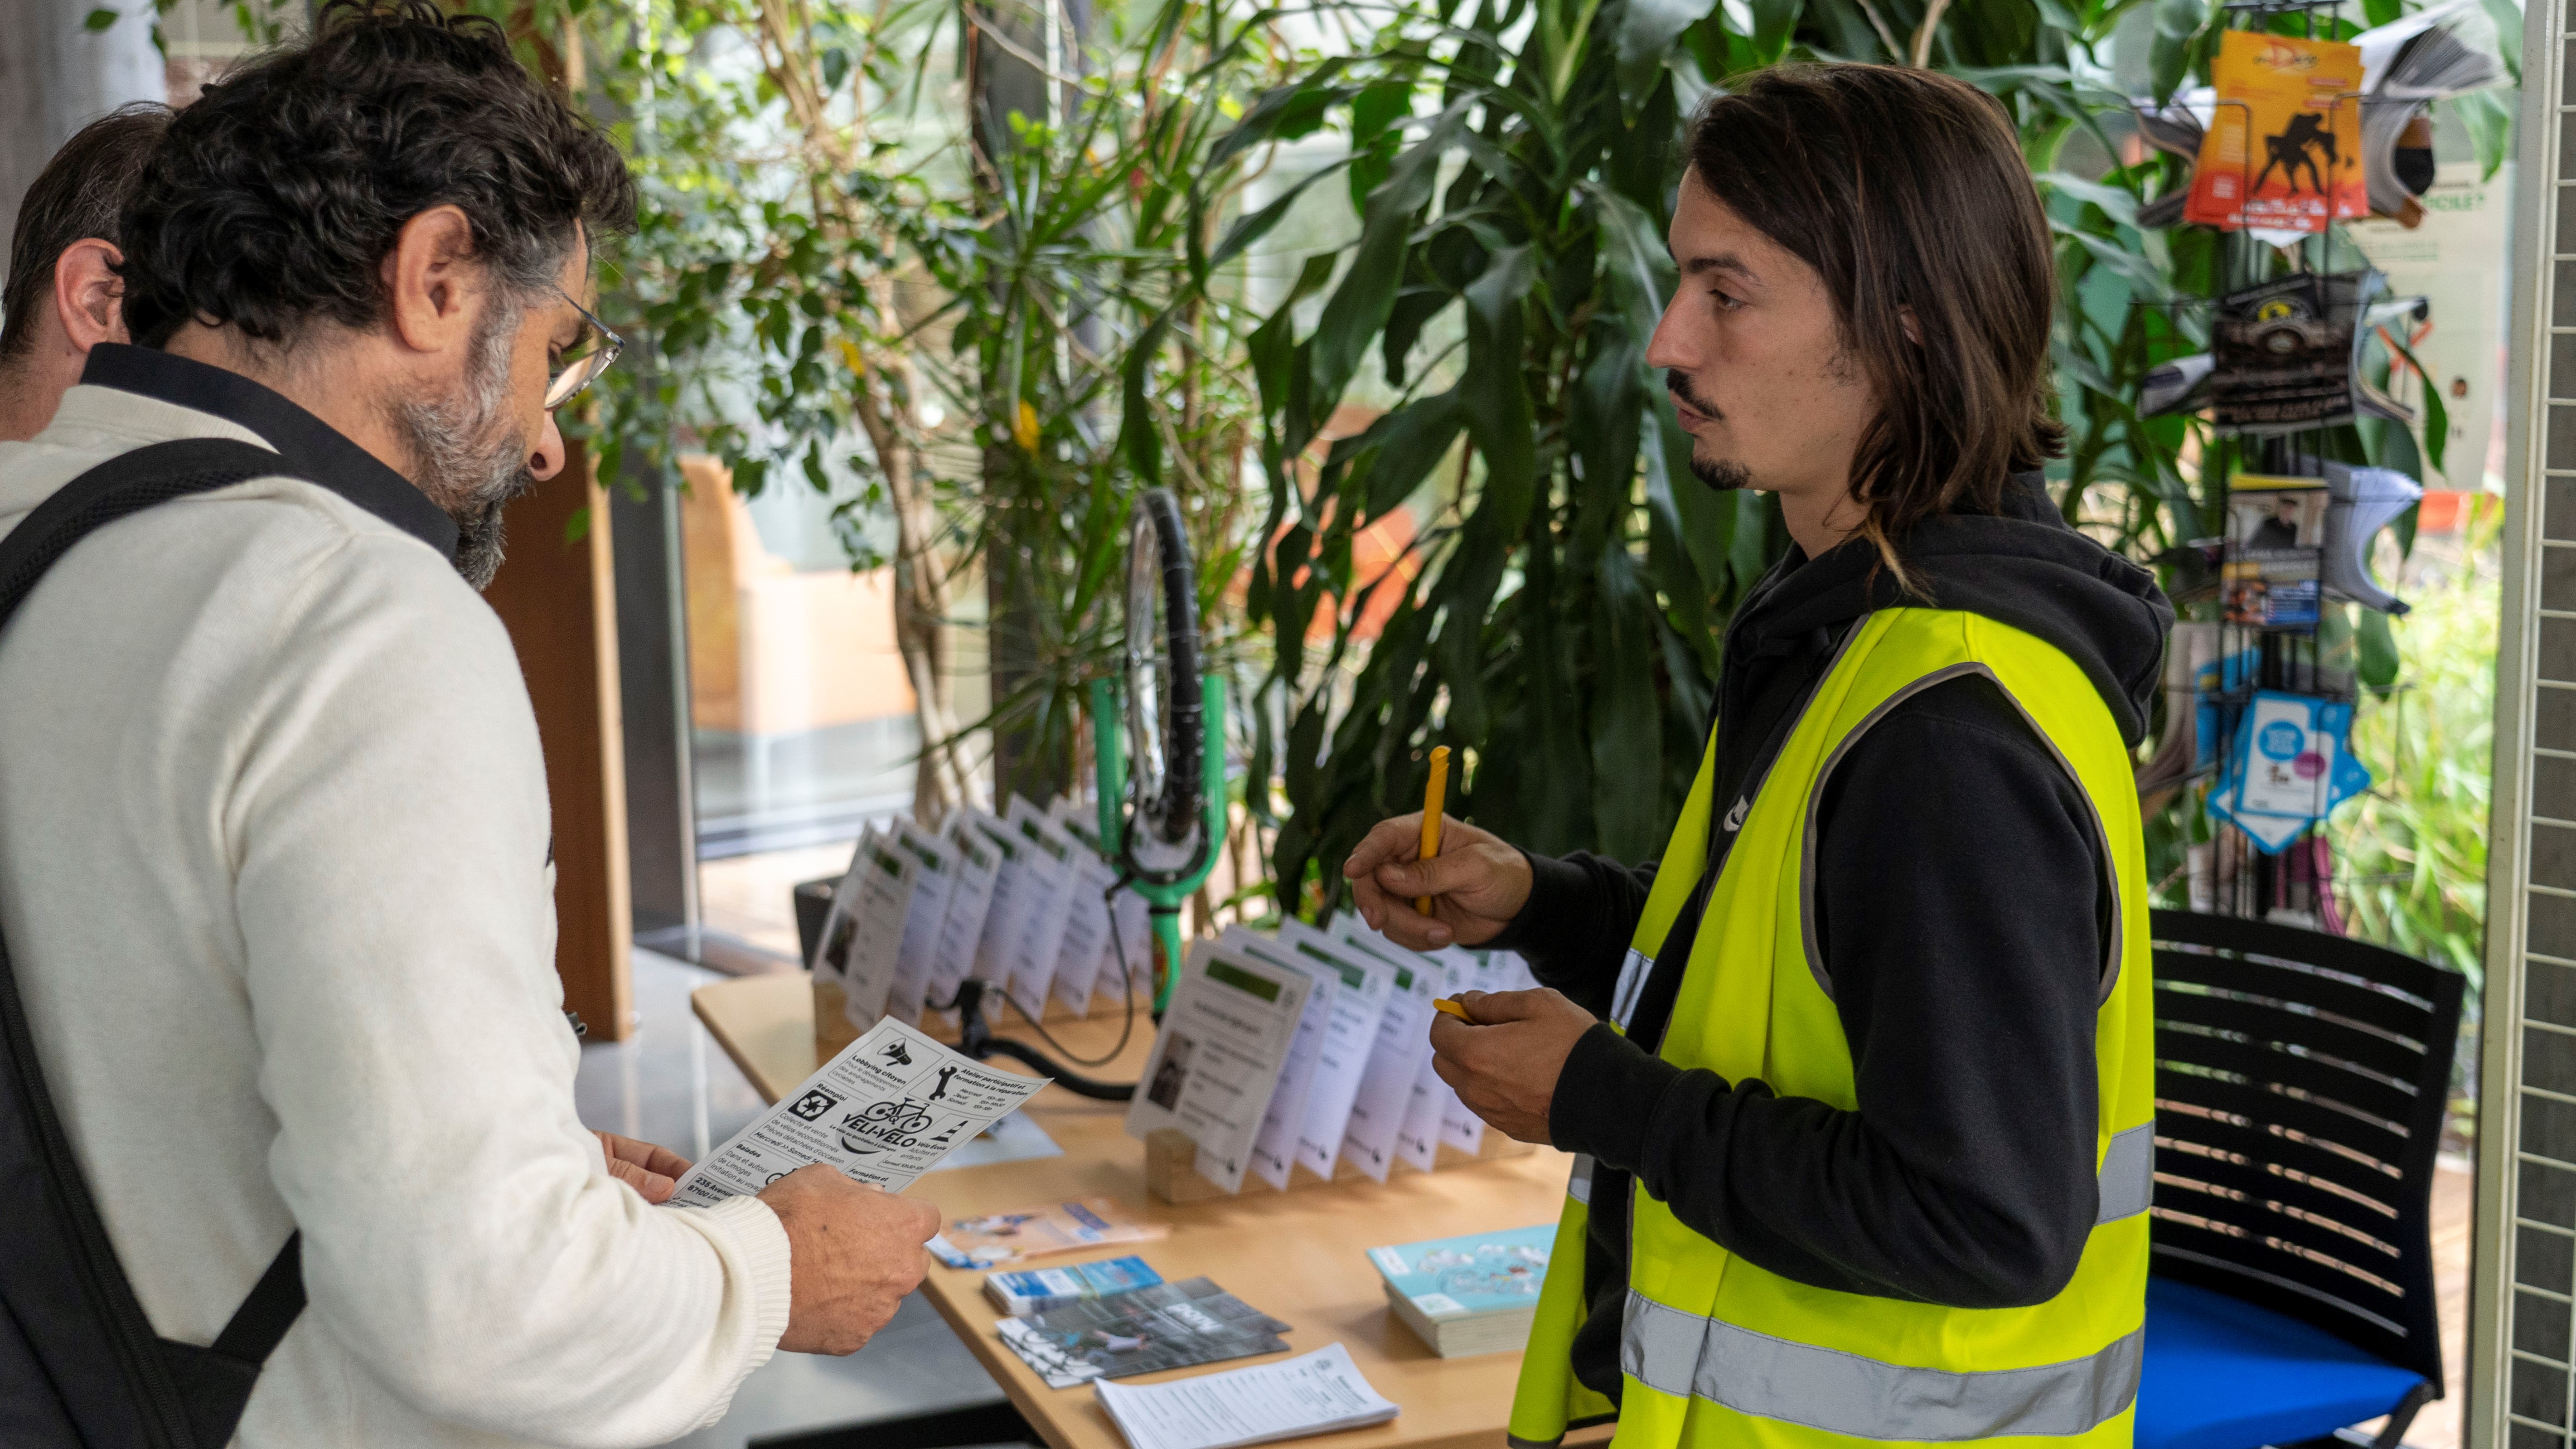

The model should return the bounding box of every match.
[0,438,316,1449]
[0,439,312,609]
[210,1234,304,1365]
[157,1234,305,1449]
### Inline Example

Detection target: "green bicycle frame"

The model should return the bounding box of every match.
[1089,674,1226,1014]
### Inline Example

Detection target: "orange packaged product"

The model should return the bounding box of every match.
[2184,29,2367,233]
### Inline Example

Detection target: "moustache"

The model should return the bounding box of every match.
[1664,369,1722,421]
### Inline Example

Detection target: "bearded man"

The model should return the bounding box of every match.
[0,4,935,1444]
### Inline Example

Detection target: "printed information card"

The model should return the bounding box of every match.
[672,1017,1048,1206]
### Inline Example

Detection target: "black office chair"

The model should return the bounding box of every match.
[2138,908,2466,1449]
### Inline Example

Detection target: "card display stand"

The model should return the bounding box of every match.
[813,981,1140,1056]
[1141,1126,1534,1205]
[798,873,1148,1058]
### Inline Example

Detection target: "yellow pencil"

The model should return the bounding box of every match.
[1433,997,1471,1021]
[1415,745,1450,915]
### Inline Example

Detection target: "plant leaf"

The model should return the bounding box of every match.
[1614,0,1716,121]
[1460,244,1541,535]
[1307,101,1474,415]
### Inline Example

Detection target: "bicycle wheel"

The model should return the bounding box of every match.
[1122,488,1205,879]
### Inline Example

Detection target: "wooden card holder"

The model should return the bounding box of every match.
[1142,1125,1534,1204]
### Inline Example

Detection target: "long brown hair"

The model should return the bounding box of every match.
[1685,64,2065,591]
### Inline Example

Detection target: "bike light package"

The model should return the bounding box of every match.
[2185,30,2366,233]
[2208,271,2389,434]
[671,1017,1050,1207]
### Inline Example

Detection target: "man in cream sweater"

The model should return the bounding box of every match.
[0,4,939,1444]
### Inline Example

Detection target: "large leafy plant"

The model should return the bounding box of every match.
[398,0,1303,822]
[1231,0,2515,919]
[1208,0,1794,915]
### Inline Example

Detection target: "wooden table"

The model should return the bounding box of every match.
[692,972,1582,1449]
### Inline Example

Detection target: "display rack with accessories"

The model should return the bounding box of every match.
[2124,0,2500,926]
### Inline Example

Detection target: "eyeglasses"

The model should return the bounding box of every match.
[545,284,625,411]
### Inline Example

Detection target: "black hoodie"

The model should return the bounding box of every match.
[1491,474,2172,1405]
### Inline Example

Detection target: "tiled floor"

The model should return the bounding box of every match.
[576,948,1013,1449]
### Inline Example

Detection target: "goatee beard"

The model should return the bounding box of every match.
[1665,368,1751,493]
[393,297,537,590]
[1690,454,1754,493]
[449,494,521,591]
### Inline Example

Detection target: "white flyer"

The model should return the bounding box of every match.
[1395,951,1468,1172]
[883,824,959,1024]
[1105,889,1154,1003]
[1093,1342,1399,1449]
[1050,809,1123,1015]
[833,834,920,1028]
[809,824,879,985]
[1486,948,1540,992]
[928,816,1003,1020]
[1273,920,1395,1182]
[1003,798,1083,1016]
[1225,929,1341,1191]
[1438,952,1501,1156]
[962,809,1033,983]
[1124,940,1311,1194]
[671,1017,1049,1206]
[1332,920,1437,1182]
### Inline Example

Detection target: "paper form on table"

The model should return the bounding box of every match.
[1092,1342,1398,1449]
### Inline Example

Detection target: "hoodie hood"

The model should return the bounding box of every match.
[1727,474,2174,746]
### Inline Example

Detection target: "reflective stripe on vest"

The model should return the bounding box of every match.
[1620,1294,2144,1440]
[2097,1123,2152,1224]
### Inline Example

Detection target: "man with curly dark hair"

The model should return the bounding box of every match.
[0,4,937,1443]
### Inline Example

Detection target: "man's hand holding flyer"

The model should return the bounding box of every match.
[674,1017,1051,1206]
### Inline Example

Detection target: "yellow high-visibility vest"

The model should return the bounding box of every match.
[1508,607,2155,1449]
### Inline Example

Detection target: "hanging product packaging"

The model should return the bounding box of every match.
[2208,690,2374,852]
[2320,459,2423,614]
[2185,30,2367,233]
[2222,474,2329,634]
[2209,270,2419,435]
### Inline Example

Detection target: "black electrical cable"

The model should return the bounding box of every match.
[996,871,1144,1070]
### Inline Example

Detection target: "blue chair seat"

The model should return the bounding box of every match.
[2137,1278,2428,1449]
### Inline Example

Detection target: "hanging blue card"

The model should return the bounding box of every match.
[2208,689,2373,853]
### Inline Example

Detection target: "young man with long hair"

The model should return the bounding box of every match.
[1347,64,2174,1446]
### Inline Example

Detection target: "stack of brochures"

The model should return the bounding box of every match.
[986,1255,1162,1315]
[997,1276,1290,1387]
[1367,1224,1554,1357]
[1094,1343,1397,1449]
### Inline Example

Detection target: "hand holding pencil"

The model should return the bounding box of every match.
[1339,748,1533,951]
